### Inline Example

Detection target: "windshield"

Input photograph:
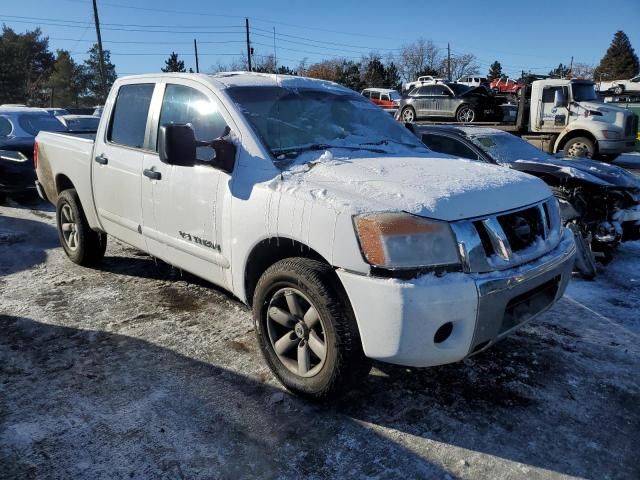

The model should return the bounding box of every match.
[389,91,401,100]
[572,83,598,102]
[227,86,427,165]
[64,117,100,132]
[18,114,66,136]
[467,132,552,164]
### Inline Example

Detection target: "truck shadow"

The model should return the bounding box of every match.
[0,315,452,480]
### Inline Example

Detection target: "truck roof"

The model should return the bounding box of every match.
[115,71,352,93]
[534,78,595,87]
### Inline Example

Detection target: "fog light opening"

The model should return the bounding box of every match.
[434,322,453,344]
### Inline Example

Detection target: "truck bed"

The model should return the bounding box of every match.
[35,130,98,225]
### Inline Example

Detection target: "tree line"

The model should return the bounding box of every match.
[1,24,638,108]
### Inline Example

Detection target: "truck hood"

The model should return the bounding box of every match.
[511,157,640,190]
[272,155,551,221]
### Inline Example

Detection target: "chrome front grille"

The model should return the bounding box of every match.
[451,198,561,273]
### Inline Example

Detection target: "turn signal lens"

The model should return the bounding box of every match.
[354,212,460,268]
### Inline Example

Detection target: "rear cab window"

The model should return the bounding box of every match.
[421,134,479,160]
[107,83,155,149]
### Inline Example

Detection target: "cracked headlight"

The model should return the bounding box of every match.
[353,212,460,269]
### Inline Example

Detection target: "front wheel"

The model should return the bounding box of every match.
[401,106,416,123]
[56,189,107,266]
[564,137,595,159]
[567,223,597,279]
[613,85,624,95]
[253,258,370,400]
[456,105,476,123]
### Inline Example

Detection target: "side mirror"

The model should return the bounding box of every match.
[210,136,237,174]
[158,124,197,167]
[553,89,567,108]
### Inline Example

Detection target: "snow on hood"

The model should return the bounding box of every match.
[266,154,551,221]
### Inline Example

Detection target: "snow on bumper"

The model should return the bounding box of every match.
[338,229,576,367]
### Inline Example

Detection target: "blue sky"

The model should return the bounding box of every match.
[2,0,639,79]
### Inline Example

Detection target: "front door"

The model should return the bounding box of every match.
[540,85,570,132]
[92,82,156,250]
[141,81,234,287]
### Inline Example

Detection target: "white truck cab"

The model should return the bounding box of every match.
[35,72,576,399]
[525,79,638,159]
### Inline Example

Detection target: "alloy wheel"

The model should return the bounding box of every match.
[266,287,327,378]
[458,107,475,122]
[401,108,415,122]
[60,203,79,251]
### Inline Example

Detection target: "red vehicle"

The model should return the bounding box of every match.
[361,88,401,114]
[490,77,524,96]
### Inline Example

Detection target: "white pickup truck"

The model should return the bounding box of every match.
[35,72,576,399]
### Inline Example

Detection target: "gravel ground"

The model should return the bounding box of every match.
[1,199,638,480]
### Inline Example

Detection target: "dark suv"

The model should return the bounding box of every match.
[396,82,503,123]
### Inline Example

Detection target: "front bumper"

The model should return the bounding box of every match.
[598,138,637,154]
[337,229,576,367]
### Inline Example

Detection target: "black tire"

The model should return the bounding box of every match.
[400,106,416,123]
[56,189,107,266]
[253,257,371,400]
[456,104,477,123]
[563,136,595,159]
[613,85,624,95]
[567,223,597,279]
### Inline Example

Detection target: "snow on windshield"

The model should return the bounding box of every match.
[467,131,551,164]
[227,86,427,165]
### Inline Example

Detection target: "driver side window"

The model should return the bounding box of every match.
[158,84,228,162]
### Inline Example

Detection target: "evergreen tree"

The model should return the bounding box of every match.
[594,31,639,81]
[47,50,84,107]
[363,57,386,87]
[335,61,363,91]
[487,61,503,81]
[0,26,54,105]
[383,62,401,89]
[162,52,186,72]
[83,44,117,104]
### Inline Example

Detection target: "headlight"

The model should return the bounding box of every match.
[602,130,621,140]
[353,212,461,268]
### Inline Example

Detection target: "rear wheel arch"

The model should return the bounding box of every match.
[55,174,75,194]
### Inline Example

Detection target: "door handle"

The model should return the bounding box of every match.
[143,168,162,180]
[95,154,108,165]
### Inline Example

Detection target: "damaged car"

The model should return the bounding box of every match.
[396,82,503,123]
[415,125,640,278]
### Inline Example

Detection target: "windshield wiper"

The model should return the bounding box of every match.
[272,143,387,158]
[359,139,422,149]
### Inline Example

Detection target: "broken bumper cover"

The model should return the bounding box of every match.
[337,229,576,367]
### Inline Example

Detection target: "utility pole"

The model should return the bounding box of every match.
[273,27,277,71]
[245,18,252,72]
[194,39,200,73]
[91,0,108,101]
[447,43,451,81]
[569,56,574,78]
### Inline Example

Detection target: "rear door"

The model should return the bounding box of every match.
[92,82,155,250]
[141,80,234,287]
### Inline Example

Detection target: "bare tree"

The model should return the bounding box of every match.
[571,62,594,79]
[398,38,442,81]
[444,53,480,80]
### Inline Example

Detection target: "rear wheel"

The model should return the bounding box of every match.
[56,189,107,266]
[613,85,624,95]
[564,137,595,159]
[401,106,416,123]
[253,258,370,400]
[456,105,476,123]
